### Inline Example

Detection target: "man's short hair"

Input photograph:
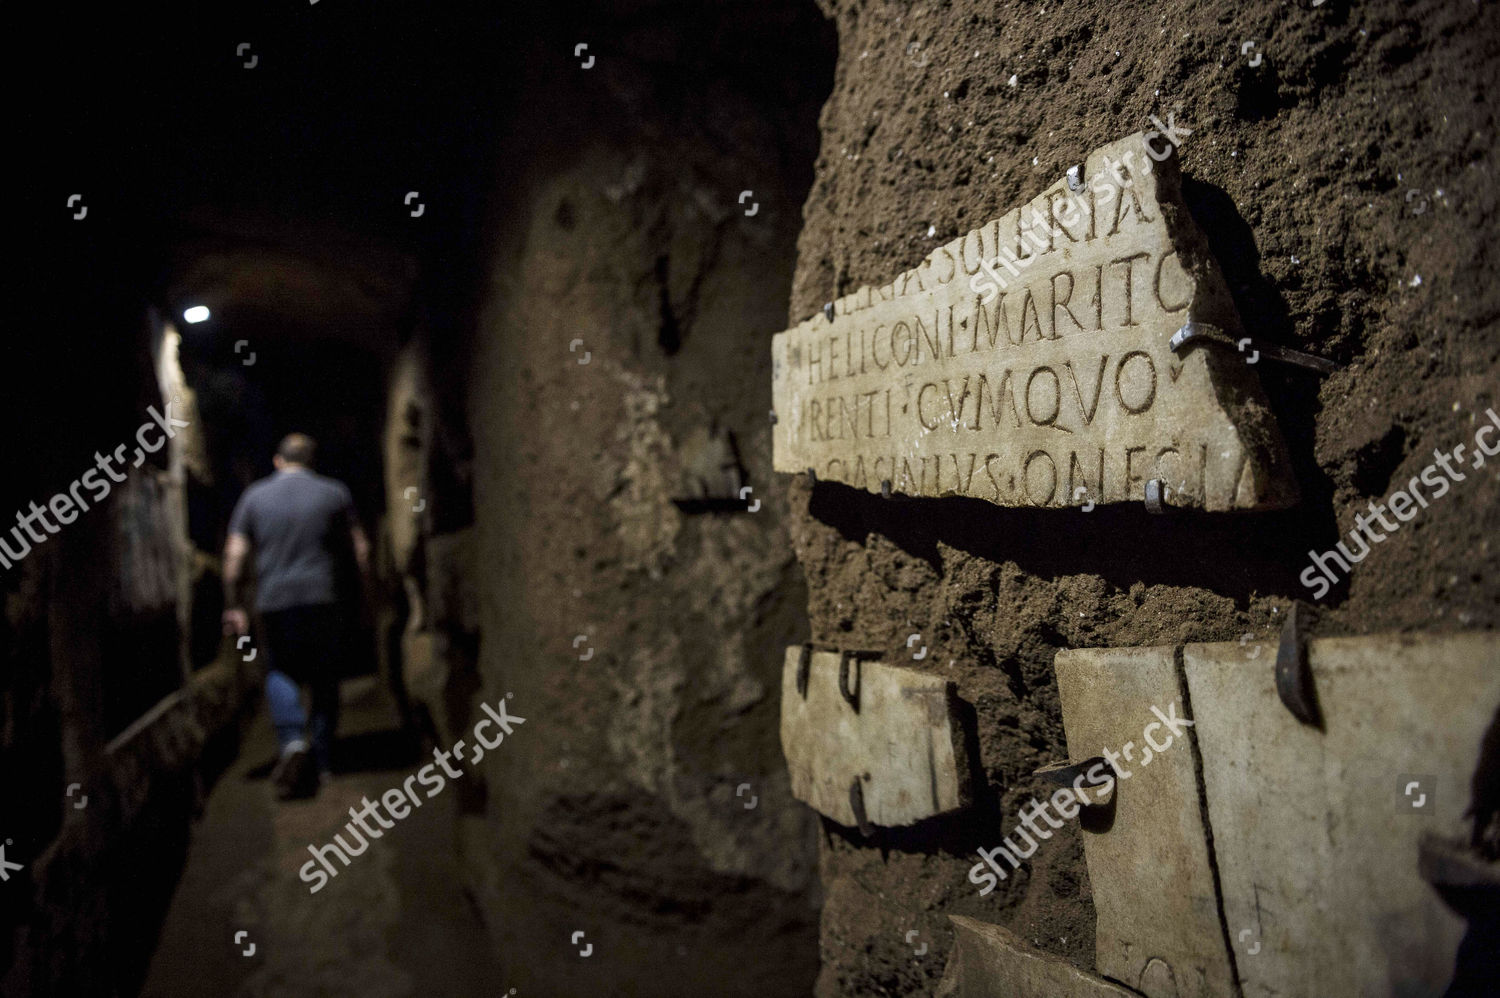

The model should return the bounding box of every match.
[277,433,317,467]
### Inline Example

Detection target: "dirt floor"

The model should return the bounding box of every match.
[139,678,503,998]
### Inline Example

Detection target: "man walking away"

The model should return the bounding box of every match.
[222,433,369,798]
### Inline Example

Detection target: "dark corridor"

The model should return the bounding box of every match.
[7,2,1500,997]
[8,2,834,996]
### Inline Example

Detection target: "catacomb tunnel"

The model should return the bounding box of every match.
[5,1,1499,996]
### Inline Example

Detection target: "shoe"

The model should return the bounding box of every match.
[288,758,320,799]
[272,741,313,800]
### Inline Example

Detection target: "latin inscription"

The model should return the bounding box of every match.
[771,133,1296,510]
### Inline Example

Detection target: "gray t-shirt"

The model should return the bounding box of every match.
[228,469,357,613]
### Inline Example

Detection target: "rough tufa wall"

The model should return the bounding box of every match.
[454,2,837,995]
[785,0,1500,994]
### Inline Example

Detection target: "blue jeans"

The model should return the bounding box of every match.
[261,603,343,774]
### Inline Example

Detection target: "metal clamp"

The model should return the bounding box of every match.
[838,651,862,712]
[1035,756,1115,806]
[849,774,875,837]
[796,643,813,699]
[879,479,914,501]
[1170,321,1340,375]
[1034,756,1110,788]
[1144,478,1170,514]
[1275,601,1322,727]
[1418,831,1500,892]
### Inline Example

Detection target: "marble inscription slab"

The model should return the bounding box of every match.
[944,915,1138,998]
[779,647,971,827]
[1184,632,1500,998]
[1054,646,1236,998]
[1054,633,1500,998]
[771,133,1296,510]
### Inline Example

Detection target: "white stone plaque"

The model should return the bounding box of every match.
[779,647,971,827]
[772,133,1297,510]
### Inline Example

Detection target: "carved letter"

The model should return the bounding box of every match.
[1115,351,1157,415]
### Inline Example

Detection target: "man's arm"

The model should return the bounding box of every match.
[222,532,251,635]
[337,482,370,577]
[350,524,371,576]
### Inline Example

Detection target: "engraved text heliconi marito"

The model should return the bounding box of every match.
[771,133,1297,511]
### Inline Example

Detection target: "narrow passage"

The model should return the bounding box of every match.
[141,677,504,998]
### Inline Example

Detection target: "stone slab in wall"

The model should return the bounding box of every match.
[779,647,972,827]
[1054,645,1236,998]
[1183,632,1500,998]
[1056,633,1500,998]
[770,132,1296,510]
[944,915,1139,998]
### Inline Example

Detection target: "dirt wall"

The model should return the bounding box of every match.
[787,0,1500,994]
[459,3,837,995]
